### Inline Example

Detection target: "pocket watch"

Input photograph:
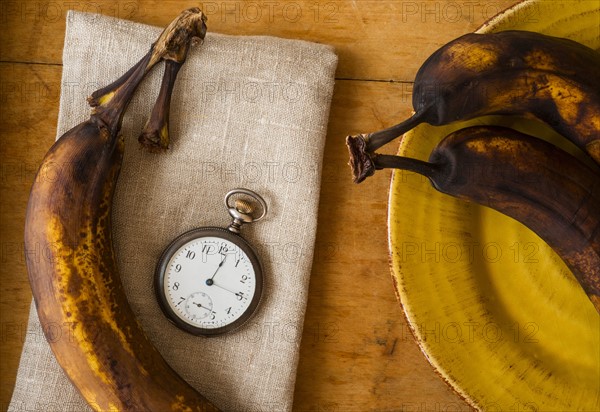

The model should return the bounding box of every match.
[155,188,267,336]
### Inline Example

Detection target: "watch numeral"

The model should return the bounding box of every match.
[226,307,232,314]
[174,264,182,272]
[186,250,196,260]
[210,312,216,320]
[218,244,228,254]
[240,274,248,283]
[176,296,185,306]
[235,292,245,301]
[173,282,180,291]
[235,258,241,267]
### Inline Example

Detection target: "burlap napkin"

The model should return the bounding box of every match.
[9,10,337,412]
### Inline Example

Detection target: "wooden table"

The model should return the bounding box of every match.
[1,1,520,410]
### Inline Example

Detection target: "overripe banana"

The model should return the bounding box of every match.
[356,126,600,313]
[414,30,600,92]
[24,8,219,411]
[346,30,600,181]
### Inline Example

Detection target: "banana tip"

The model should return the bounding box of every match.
[138,131,170,152]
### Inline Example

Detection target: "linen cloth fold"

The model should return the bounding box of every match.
[9,10,337,412]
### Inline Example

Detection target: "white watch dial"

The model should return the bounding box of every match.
[164,236,257,329]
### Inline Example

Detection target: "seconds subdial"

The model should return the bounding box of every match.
[184,291,214,321]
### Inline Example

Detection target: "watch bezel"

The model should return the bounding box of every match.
[154,226,264,336]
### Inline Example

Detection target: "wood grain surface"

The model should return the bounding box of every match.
[0,1,520,410]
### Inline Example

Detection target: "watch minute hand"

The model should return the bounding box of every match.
[209,253,227,280]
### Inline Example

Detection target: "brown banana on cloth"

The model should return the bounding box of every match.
[349,126,600,313]
[24,8,219,412]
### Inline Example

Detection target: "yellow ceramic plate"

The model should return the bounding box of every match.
[388,1,600,410]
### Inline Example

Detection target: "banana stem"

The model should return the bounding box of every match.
[363,109,428,152]
[87,8,207,134]
[347,133,438,183]
[138,57,182,151]
[88,50,155,131]
[373,154,439,178]
[137,8,206,151]
[346,109,430,183]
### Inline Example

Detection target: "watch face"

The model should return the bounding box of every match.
[155,228,263,336]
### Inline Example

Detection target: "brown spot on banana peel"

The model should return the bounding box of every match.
[24,8,219,412]
[523,48,561,73]
[371,126,600,313]
[442,41,501,72]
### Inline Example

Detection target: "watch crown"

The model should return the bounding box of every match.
[235,199,254,215]
[224,188,268,233]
